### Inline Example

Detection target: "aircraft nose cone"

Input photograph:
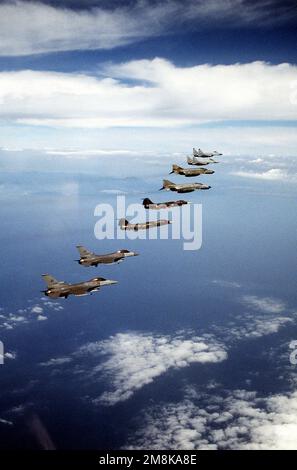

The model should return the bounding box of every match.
[99,279,118,286]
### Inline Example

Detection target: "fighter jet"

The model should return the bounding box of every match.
[41,274,117,299]
[170,164,214,177]
[119,218,171,230]
[160,179,211,193]
[142,197,188,209]
[187,155,218,166]
[76,246,138,266]
[193,147,222,158]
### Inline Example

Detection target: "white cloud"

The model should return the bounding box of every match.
[35,290,294,405]
[227,314,292,340]
[0,1,294,57]
[4,351,17,360]
[41,300,64,312]
[233,168,295,182]
[0,313,29,330]
[0,418,13,427]
[219,295,293,341]
[242,295,286,314]
[100,189,127,195]
[45,149,140,158]
[212,280,241,289]
[126,388,297,449]
[77,332,227,405]
[8,314,27,323]
[8,403,33,415]
[1,123,297,156]
[107,59,297,122]
[0,60,297,129]
[0,298,62,330]
[31,305,44,314]
[0,1,166,56]
[37,315,47,321]
[33,291,295,416]
[40,357,73,367]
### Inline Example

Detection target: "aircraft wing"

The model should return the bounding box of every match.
[42,274,67,287]
[70,283,99,296]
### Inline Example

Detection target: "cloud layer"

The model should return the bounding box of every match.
[0,1,295,56]
[0,60,297,129]
[0,0,165,56]
[77,332,227,405]
[213,295,294,341]
[0,298,63,331]
[233,168,296,182]
[127,387,297,449]
[37,294,295,406]
[242,295,287,314]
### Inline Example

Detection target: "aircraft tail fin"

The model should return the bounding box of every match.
[76,245,93,259]
[42,274,59,287]
[142,198,153,206]
[171,164,181,173]
[160,179,174,190]
[163,179,174,186]
[118,218,129,228]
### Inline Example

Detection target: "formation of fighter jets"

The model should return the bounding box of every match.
[42,246,138,298]
[159,147,220,194]
[41,146,222,298]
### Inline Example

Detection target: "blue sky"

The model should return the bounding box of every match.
[0,0,297,154]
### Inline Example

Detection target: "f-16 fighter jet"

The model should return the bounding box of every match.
[41,274,117,298]
[187,155,218,165]
[142,197,188,209]
[160,179,211,193]
[193,147,222,158]
[170,164,214,177]
[76,246,138,266]
[119,218,171,230]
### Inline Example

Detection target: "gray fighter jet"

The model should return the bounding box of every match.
[193,147,222,158]
[187,155,218,165]
[160,179,211,193]
[170,164,214,177]
[76,245,138,267]
[142,197,188,209]
[41,274,117,298]
[119,218,171,230]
